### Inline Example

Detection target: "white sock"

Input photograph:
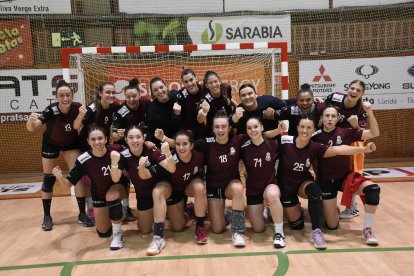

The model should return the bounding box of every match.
[364,212,375,229]
[274,223,284,237]
[86,197,93,209]
[351,196,356,207]
[112,223,122,234]
[122,198,129,208]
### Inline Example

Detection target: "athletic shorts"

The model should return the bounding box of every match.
[247,194,264,205]
[319,178,344,200]
[280,195,300,208]
[166,192,185,206]
[41,139,80,159]
[91,182,128,205]
[206,187,226,200]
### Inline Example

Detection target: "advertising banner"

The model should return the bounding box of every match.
[0,19,33,68]
[187,15,291,52]
[0,69,84,123]
[119,0,222,14]
[0,0,71,14]
[225,0,328,12]
[299,56,414,110]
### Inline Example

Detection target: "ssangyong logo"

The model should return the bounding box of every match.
[201,20,223,44]
[312,65,332,82]
[407,65,414,77]
[355,65,379,79]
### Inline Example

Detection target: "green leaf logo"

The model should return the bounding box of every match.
[201,20,223,44]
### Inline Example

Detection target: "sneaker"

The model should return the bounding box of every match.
[195,226,208,244]
[232,232,246,248]
[339,203,360,219]
[311,228,327,250]
[362,227,379,246]
[78,213,95,227]
[146,236,165,256]
[110,232,124,250]
[184,201,195,220]
[87,207,95,223]
[124,206,137,222]
[224,207,232,226]
[273,233,286,249]
[42,215,53,231]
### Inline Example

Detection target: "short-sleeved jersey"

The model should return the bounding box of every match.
[201,85,233,135]
[325,92,367,129]
[167,150,204,193]
[195,134,248,189]
[235,95,290,134]
[112,98,151,131]
[274,102,326,136]
[67,145,126,199]
[145,90,181,144]
[277,136,328,197]
[178,85,207,139]
[241,138,279,196]
[81,102,120,138]
[39,102,81,146]
[118,146,166,197]
[312,127,363,180]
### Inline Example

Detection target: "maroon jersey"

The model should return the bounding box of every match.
[168,150,205,193]
[178,85,207,139]
[202,85,233,134]
[241,138,279,197]
[39,102,81,146]
[195,134,248,189]
[82,102,120,138]
[67,145,126,199]
[312,127,363,180]
[325,92,367,129]
[112,98,151,130]
[277,136,328,197]
[275,102,325,136]
[119,146,166,197]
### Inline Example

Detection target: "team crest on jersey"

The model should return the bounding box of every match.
[230,147,236,155]
[336,136,343,145]
[265,152,271,161]
[305,158,310,168]
[193,166,199,174]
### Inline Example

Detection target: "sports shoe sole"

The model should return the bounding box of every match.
[146,244,166,256]
[195,236,208,244]
[110,243,124,251]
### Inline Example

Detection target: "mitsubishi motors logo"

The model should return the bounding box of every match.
[313,65,332,82]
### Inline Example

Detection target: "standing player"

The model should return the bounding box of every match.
[325,80,368,218]
[52,125,128,250]
[312,104,380,245]
[277,115,377,249]
[26,80,93,231]
[241,117,286,248]
[195,111,249,247]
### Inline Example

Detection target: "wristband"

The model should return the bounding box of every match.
[111,164,118,168]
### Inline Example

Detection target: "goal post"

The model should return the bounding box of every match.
[61,42,289,104]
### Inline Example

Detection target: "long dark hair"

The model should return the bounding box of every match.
[94,81,114,119]
[204,71,229,102]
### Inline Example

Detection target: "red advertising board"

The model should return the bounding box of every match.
[0,19,34,67]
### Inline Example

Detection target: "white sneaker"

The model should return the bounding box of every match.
[362,227,379,246]
[110,232,124,251]
[232,232,246,247]
[339,203,360,219]
[146,236,165,256]
[273,233,286,249]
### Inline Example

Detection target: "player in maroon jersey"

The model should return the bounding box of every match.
[241,117,286,248]
[195,110,248,247]
[169,130,208,244]
[325,80,368,218]
[197,71,236,136]
[278,115,377,249]
[52,125,128,250]
[26,80,93,231]
[111,78,151,145]
[312,104,380,245]
[110,124,176,256]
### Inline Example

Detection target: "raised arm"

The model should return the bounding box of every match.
[52,166,72,189]
[361,102,380,140]
[110,151,123,183]
[26,112,42,132]
[158,141,176,173]
[73,105,87,131]
[324,142,376,158]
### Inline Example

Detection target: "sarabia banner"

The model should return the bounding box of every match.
[299,56,414,110]
[0,19,33,68]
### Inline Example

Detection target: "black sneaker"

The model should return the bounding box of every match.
[78,213,95,227]
[124,207,137,222]
[42,215,53,231]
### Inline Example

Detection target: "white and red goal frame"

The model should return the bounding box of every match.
[61,42,289,99]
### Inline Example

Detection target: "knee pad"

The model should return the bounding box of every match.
[289,217,304,230]
[363,184,380,205]
[325,221,339,230]
[96,228,112,238]
[107,199,123,221]
[305,182,322,203]
[42,174,56,193]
